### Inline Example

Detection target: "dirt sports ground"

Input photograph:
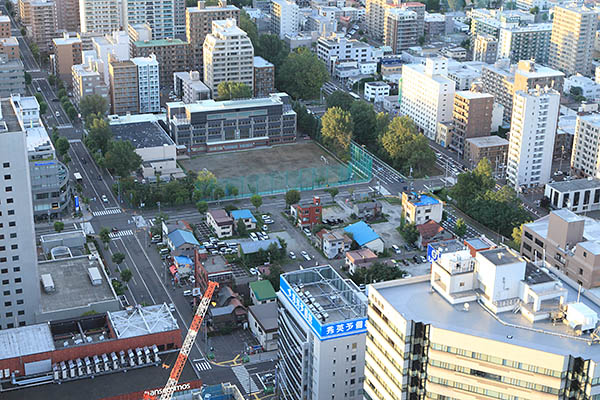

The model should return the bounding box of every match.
[180,142,354,196]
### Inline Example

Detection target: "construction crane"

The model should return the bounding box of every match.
[145,281,218,400]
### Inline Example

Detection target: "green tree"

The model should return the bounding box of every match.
[194,169,217,199]
[84,117,113,155]
[53,221,65,232]
[30,42,39,61]
[58,88,67,99]
[196,200,208,214]
[326,91,355,111]
[446,0,465,11]
[451,158,495,210]
[120,269,132,283]
[285,189,300,206]
[213,186,225,201]
[20,27,26,36]
[277,47,328,100]
[55,136,70,157]
[455,218,467,237]
[99,227,111,249]
[529,6,539,13]
[66,105,77,120]
[80,94,108,119]
[104,140,142,177]
[217,81,252,100]
[321,107,353,160]
[380,116,435,175]
[266,264,283,290]
[293,101,319,138]
[350,262,407,285]
[240,10,258,47]
[112,252,125,265]
[111,279,125,295]
[512,224,524,247]
[24,71,31,85]
[350,101,377,145]
[401,222,419,245]
[236,218,248,236]
[418,35,426,45]
[251,194,263,212]
[324,187,339,202]
[256,34,289,67]
[48,74,56,86]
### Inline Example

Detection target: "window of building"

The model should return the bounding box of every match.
[18,310,24,316]
[4,186,11,192]
[3,175,9,180]
[2,162,9,168]
[16,299,23,305]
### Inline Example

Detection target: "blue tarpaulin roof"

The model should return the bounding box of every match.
[174,256,193,265]
[344,221,380,246]
[411,193,440,207]
[230,209,257,223]
[168,229,199,248]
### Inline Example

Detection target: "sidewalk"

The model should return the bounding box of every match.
[246,351,278,365]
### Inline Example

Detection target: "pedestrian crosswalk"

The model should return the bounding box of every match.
[232,365,259,394]
[109,229,134,239]
[93,208,122,217]
[193,359,212,371]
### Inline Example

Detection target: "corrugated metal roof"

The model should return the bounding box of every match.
[0,323,55,360]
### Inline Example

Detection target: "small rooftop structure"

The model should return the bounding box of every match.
[0,323,55,360]
[405,192,440,207]
[207,209,234,224]
[249,280,277,302]
[40,230,86,253]
[230,209,257,223]
[107,304,179,339]
[344,221,380,246]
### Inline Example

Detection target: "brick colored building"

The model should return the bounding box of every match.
[51,33,82,83]
[130,38,189,89]
[18,0,58,52]
[253,56,274,97]
[0,37,20,60]
[0,15,11,38]
[290,196,322,227]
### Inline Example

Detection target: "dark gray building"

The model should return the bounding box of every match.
[0,56,25,97]
[166,92,296,153]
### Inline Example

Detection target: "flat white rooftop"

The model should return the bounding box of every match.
[0,323,55,360]
[375,275,600,361]
[108,304,179,339]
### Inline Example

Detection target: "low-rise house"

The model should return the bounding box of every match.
[544,178,600,213]
[316,229,352,259]
[416,220,453,250]
[248,302,278,351]
[353,200,382,221]
[290,196,322,227]
[162,219,193,241]
[344,221,385,253]
[172,255,194,279]
[345,248,378,274]
[401,192,443,225]
[210,286,247,330]
[249,280,277,305]
[230,209,258,231]
[166,229,200,253]
[195,253,233,291]
[206,209,234,238]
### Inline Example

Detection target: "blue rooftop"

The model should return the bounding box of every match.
[411,193,440,207]
[174,256,193,265]
[230,209,257,223]
[240,238,281,254]
[168,229,199,248]
[344,221,380,246]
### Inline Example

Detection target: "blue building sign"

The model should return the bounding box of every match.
[34,161,56,167]
[74,195,80,211]
[280,276,367,341]
[427,243,442,263]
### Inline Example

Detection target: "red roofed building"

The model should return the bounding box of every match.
[416,220,453,250]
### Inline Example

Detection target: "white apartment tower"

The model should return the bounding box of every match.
[79,0,123,34]
[132,55,160,113]
[123,0,175,39]
[277,266,367,400]
[400,57,455,140]
[571,113,600,178]
[270,0,299,40]
[549,4,598,76]
[203,19,254,94]
[0,96,41,328]
[507,87,560,188]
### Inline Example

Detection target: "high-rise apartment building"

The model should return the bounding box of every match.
[400,57,455,140]
[507,87,559,188]
[91,30,129,86]
[571,113,600,178]
[472,34,497,64]
[448,91,494,158]
[203,19,253,94]
[365,244,600,399]
[482,59,564,123]
[132,55,160,113]
[186,0,239,70]
[0,95,41,328]
[51,33,83,83]
[79,0,123,34]
[270,0,299,40]
[383,8,416,54]
[123,0,175,39]
[54,0,80,31]
[72,61,109,106]
[253,56,274,97]
[130,38,189,89]
[18,0,58,52]
[498,23,551,64]
[0,15,10,38]
[0,56,25,97]
[317,35,378,74]
[173,70,210,103]
[108,55,138,115]
[173,0,185,36]
[366,0,423,41]
[277,266,367,400]
[549,4,598,76]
